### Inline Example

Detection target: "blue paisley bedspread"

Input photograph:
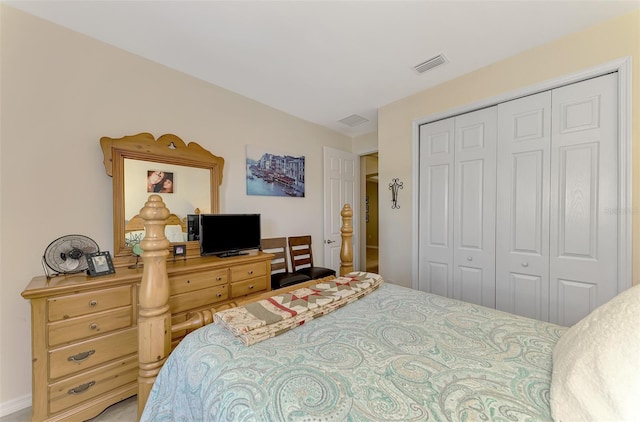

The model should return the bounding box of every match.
[141,281,566,421]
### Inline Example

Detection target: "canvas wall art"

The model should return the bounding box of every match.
[246,145,305,197]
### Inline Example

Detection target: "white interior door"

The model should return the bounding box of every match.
[323,147,358,274]
[418,118,455,296]
[549,73,618,326]
[496,91,551,320]
[453,107,497,308]
[417,71,625,322]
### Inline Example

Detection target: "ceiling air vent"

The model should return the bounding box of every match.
[413,54,447,74]
[339,114,369,127]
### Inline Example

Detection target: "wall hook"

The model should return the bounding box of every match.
[389,178,403,209]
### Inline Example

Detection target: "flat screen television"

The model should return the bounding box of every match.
[199,214,261,257]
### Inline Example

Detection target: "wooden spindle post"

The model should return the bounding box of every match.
[340,203,354,276]
[137,195,171,419]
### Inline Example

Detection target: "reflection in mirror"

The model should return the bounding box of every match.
[100,132,224,265]
[124,158,211,230]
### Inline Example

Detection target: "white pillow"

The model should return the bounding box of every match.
[550,284,640,421]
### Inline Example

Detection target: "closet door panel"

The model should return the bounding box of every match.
[418,118,455,296]
[496,91,551,321]
[550,73,618,326]
[458,266,483,305]
[557,278,597,326]
[508,273,544,319]
[453,107,496,307]
[458,159,484,249]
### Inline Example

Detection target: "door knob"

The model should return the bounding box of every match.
[326,239,335,244]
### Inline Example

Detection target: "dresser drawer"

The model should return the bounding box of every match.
[48,286,131,322]
[230,277,267,298]
[49,328,137,380]
[48,355,138,414]
[169,285,228,314]
[48,307,133,347]
[170,269,227,296]
[230,262,266,282]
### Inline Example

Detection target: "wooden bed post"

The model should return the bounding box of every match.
[340,203,354,276]
[137,195,171,419]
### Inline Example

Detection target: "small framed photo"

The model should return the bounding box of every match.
[147,170,174,194]
[86,251,115,277]
[173,244,187,259]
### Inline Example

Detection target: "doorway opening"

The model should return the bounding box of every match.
[362,153,379,273]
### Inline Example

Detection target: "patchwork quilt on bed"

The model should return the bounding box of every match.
[214,272,383,345]
[141,275,566,422]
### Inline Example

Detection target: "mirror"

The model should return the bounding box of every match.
[101,133,224,264]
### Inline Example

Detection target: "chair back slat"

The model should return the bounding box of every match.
[288,235,314,271]
[261,237,289,274]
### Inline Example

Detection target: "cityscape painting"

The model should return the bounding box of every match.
[246,145,305,197]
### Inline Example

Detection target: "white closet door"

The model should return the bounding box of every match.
[453,107,497,307]
[550,73,618,326]
[418,118,455,296]
[496,91,551,320]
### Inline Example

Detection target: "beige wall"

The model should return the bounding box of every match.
[378,9,640,288]
[352,131,378,155]
[0,5,351,412]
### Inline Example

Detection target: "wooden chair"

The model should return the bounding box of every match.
[262,237,311,289]
[288,235,337,280]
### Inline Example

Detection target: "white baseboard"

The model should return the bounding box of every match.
[0,393,31,418]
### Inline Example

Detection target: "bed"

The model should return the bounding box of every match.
[136,197,640,422]
[141,279,565,421]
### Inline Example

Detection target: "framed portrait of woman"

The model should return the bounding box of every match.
[147,170,174,194]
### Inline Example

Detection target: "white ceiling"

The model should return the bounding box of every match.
[7,0,640,138]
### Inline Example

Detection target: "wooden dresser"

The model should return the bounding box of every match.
[22,252,272,422]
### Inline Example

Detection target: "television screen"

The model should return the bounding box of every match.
[199,214,261,257]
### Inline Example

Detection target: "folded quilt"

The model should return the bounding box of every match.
[214,272,383,345]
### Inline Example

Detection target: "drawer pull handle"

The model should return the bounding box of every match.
[89,300,98,307]
[68,381,95,395]
[89,323,98,330]
[249,285,254,289]
[216,276,222,281]
[68,350,95,362]
[248,270,254,275]
[216,293,222,298]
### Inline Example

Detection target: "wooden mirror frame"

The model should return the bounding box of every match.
[100,132,224,266]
